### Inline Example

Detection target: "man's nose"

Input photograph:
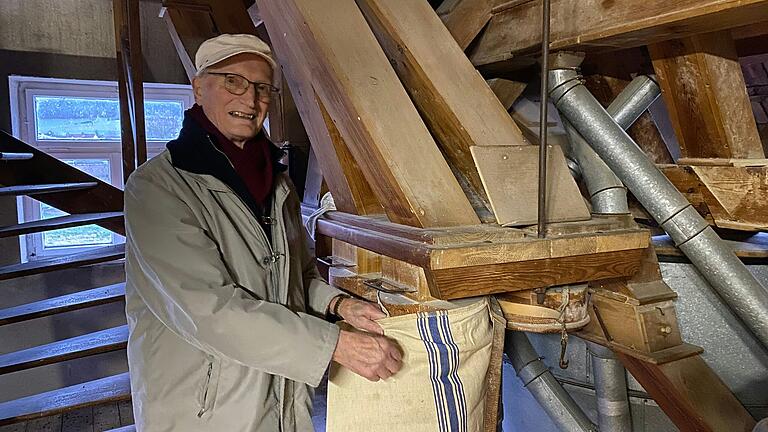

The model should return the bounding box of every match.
[241,84,259,107]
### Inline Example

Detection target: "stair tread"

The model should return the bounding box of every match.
[0,243,125,281]
[0,183,98,197]
[107,426,136,432]
[0,372,131,425]
[0,325,128,374]
[0,152,33,161]
[0,212,124,238]
[0,283,126,326]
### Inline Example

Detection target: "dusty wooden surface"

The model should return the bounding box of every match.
[469,0,768,68]
[650,31,765,159]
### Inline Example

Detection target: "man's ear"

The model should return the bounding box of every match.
[192,76,204,104]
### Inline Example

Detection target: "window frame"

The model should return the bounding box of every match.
[9,75,194,261]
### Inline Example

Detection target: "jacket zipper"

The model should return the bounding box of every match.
[206,136,287,430]
[197,361,214,418]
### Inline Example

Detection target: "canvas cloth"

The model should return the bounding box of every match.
[327,299,495,432]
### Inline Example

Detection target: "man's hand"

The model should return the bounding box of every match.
[332,330,403,381]
[332,296,387,335]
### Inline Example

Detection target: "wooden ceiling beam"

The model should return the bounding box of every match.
[468,0,768,68]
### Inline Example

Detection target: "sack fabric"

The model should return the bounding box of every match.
[327,299,494,432]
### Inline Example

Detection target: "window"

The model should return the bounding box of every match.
[9,76,194,260]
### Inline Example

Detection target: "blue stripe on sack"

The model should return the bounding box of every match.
[427,312,461,432]
[440,312,468,432]
[418,313,448,432]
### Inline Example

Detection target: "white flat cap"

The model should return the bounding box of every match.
[195,34,277,73]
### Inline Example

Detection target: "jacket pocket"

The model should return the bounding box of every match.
[196,357,221,418]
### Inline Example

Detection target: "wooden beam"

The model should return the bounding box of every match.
[258,0,478,227]
[618,353,756,432]
[356,0,533,222]
[113,0,147,182]
[486,78,527,111]
[660,163,768,231]
[649,31,765,159]
[468,0,768,68]
[436,0,499,50]
[262,8,382,215]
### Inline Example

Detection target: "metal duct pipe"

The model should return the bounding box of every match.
[506,331,598,432]
[588,342,633,432]
[563,74,661,215]
[549,65,768,352]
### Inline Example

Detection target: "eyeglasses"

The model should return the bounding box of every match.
[206,72,279,102]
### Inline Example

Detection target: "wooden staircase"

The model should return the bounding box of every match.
[0,132,134,430]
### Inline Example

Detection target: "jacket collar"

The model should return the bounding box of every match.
[167,109,288,213]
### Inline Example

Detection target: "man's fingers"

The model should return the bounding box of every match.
[358,319,384,335]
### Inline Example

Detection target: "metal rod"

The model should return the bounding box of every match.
[537,0,551,238]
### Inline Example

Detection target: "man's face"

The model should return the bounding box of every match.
[192,53,273,147]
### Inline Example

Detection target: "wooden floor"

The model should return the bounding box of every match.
[0,401,133,432]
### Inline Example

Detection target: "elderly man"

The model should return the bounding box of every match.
[124,34,402,431]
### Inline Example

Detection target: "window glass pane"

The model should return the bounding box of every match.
[34,96,185,142]
[40,159,114,249]
[35,96,120,141]
[145,100,184,141]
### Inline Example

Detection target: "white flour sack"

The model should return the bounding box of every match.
[327,299,496,432]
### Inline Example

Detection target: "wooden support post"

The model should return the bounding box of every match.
[618,353,756,432]
[258,0,479,227]
[649,31,765,159]
[113,0,147,182]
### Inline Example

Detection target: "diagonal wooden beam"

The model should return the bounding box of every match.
[258,0,479,227]
[436,0,499,50]
[263,8,382,215]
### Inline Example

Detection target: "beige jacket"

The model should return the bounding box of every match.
[124,143,342,431]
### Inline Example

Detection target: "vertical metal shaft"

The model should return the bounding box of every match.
[537,0,551,238]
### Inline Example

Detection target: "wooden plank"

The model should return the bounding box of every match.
[0,326,128,374]
[0,373,131,426]
[470,145,590,226]
[113,0,147,182]
[430,248,644,299]
[0,183,97,197]
[107,426,136,432]
[258,0,479,228]
[486,78,527,111]
[649,31,765,159]
[0,283,125,326]
[262,3,382,215]
[0,152,33,161]
[436,0,498,50]
[116,400,134,427]
[0,212,124,238]
[469,0,768,68]
[0,132,124,235]
[618,354,756,432]
[660,164,768,230]
[0,244,125,281]
[357,0,531,220]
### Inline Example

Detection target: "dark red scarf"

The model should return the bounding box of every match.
[188,104,274,207]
